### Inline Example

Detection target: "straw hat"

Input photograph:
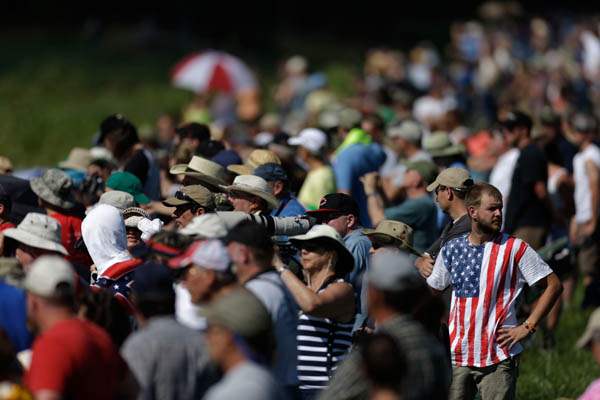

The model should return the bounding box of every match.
[363,220,421,256]
[170,155,228,188]
[30,168,76,209]
[289,224,355,276]
[123,207,150,228]
[59,148,93,172]
[224,175,279,210]
[227,149,281,176]
[3,213,68,255]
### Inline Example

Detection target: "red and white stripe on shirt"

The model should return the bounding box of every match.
[427,233,552,367]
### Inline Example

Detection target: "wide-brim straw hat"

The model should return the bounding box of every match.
[227,149,281,176]
[58,147,93,172]
[289,224,355,276]
[223,175,279,210]
[30,169,76,209]
[170,156,228,188]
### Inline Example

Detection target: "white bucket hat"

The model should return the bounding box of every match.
[224,175,279,210]
[170,156,228,188]
[289,224,355,276]
[4,213,68,255]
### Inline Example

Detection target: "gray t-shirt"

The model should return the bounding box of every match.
[204,362,286,400]
[246,270,299,387]
[121,316,214,400]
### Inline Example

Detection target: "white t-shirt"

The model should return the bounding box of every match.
[489,148,520,225]
[174,283,206,330]
[574,144,600,223]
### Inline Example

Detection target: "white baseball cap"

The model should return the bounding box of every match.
[24,256,77,298]
[288,128,328,155]
[179,214,228,239]
[168,239,231,272]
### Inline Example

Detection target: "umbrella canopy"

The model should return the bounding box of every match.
[171,50,258,94]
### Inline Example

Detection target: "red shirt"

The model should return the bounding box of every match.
[0,221,15,232]
[25,318,126,399]
[48,212,92,266]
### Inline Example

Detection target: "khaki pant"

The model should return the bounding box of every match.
[578,240,600,278]
[449,356,519,400]
[513,226,547,250]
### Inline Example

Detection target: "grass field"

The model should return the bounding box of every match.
[0,31,598,399]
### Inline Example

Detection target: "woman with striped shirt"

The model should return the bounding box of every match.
[274,224,356,400]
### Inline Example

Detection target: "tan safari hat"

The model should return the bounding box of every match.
[363,220,421,256]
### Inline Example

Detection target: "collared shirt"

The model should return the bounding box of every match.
[319,315,451,400]
[343,229,371,329]
[271,192,306,218]
[121,316,214,400]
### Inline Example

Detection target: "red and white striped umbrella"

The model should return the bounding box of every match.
[171,50,258,94]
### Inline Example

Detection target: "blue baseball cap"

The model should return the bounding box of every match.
[254,163,288,182]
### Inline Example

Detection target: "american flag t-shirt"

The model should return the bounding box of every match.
[427,233,552,367]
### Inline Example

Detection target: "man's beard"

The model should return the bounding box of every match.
[478,218,502,235]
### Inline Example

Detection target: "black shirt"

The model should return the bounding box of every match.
[504,143,551,233]
[426,214,471,259]
[124,150,149,185]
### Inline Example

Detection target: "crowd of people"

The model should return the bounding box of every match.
[1,9,600,400]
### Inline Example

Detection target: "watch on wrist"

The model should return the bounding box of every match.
[523,320,537,334]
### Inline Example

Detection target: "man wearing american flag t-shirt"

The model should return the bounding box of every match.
[427,183,562,400]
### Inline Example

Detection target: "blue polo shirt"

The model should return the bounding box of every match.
[0,281,32,352]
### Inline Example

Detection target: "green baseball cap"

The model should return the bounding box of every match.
[106,172,150,205]
[405,160,438,186]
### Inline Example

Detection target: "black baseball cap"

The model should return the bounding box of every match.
[306,193,360,219]
[223,221,273,250]
[500,110,533,131]
[132,261,175,300]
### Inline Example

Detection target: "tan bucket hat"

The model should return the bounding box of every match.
[225,175,279,209]
[290,224,355,276]
[227,149,281,176]
[363,220,421,256]
[59,148,93,172]
[170,156,228,188]
[30,168,76,209]
[3,213,68,255]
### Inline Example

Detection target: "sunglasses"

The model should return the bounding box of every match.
[298,241,326,253]
[175,191,195,203]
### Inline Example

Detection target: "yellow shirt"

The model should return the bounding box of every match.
[298,166,336,210]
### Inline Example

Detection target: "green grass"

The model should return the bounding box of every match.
[517,288,598,400]
[0,32,598,399]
